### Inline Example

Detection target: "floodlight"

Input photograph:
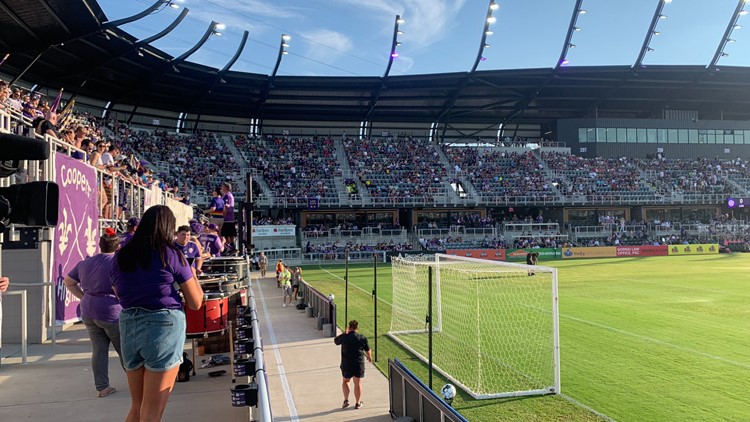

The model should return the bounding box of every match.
[397,18,405,24]
[740,10,749,16]
[574,27,581,31]
[646,47,654,52]
[721,52,730,57]
[484,43,491,48]
[663,0,672,3]
[282,34,292,41]
[397,30,404,35]
[213,31,222,36]
[490,3,500,10]
[734,24,743,29]
[487,16,497,24]
[486,30,494,35]
[579,9,587,14]
[396,41,402,46]
[169,3,179,9]
[653,31,661,35]
[391,52,399,58]
[659,14,667,19]
[568,43,576,48]
[282,43,289,48]
[282,51,288,55]
[561,59,570,65]
[216,23,226,30]
[137,49,144,57]
[727,38,736,42]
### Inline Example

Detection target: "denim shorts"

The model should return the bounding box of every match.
[120,308,186,372]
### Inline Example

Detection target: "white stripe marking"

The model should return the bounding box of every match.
[563,314,750,370]
[256,277,299,421]
[319,266,393,306]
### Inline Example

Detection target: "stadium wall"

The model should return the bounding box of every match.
[558,118,750,159]
[445,244,720,261]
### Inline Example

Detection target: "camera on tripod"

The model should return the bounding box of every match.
[0,133,59,232]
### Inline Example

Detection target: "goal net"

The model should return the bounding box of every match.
[388,253,560,399]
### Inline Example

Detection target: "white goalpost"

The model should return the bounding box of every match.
[388,253,560,399]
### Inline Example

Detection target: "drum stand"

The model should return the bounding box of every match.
[191,339,197,376]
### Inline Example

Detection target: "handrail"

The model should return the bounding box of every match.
[297,280,336,337]
[248,284,273,421]
[1,290,28,365]
[11,282,55,345]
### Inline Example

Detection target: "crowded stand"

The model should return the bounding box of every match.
[445,148,558,202]
[234,134,341,201]
[344,136,448,203]
[542,152,651,200]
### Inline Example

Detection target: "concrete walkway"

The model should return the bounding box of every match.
[0,272,392,421]
[253,273,391,421]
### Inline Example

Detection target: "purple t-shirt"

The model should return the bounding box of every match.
[119,232,134,248]
[198,233,223,257]
[175,241,201,268]
[223,192,235,222]
[67,254,121,322]
[111,248,194,310]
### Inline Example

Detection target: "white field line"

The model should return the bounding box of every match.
[319,266,394,307]
[563,314,750,370]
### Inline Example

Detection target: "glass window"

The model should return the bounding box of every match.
[637,128,647,143]
[707,132,716,144]
[735,132,744,144]
[746,131,750,143]
[579,128,587,143]
[667,129,678,143]
[627,128,637,143]
[715,130,725,144]
[597,128,607,143]
[647,129,657,143]
[657,129,667,143]
[617,128,627,143]
[607,128,617,143]
[688,130,698,144]
[678,129,688,144]
[587,128,596,143]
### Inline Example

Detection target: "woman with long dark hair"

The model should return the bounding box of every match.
[111,205,203,422]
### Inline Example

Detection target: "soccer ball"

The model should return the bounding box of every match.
[441,383,456,402]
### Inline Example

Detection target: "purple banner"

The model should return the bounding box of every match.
[54,153,99,322]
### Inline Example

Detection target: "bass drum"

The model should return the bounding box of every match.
[185,292,228,337]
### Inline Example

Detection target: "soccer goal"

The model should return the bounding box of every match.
[388,253,560,399]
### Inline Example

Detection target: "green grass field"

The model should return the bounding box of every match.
[301,254,750,422]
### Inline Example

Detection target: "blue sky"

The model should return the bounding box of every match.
[98,0,750,77]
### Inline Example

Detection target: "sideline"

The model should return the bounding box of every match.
[319,266,394,306]
[256,278,299,421]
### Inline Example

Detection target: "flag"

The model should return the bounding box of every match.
[58,98,75,129]
[50,87,64,113]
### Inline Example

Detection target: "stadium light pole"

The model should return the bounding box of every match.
[470,0,500,73]
[383,15,405,78]
[708,0,748,69]
[633,0,668,68]
[271,34,291,78]
[556,0,585,68]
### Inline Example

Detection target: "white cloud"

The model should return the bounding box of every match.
[391,54,415,74]
[179,0,301,32]
[331,0,467,48]
[302,29,354,63]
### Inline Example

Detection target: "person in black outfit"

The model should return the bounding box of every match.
[334,320,372,410]
[526,252,539,276]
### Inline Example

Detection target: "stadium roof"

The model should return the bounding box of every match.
[3,0,750,124]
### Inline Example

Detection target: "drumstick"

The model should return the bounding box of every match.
[203,294,208,338]
[228,319,236,384]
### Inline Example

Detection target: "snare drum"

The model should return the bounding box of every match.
[202,257,248,280]
[185,292,228,337]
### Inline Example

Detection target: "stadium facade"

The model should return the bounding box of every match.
[3,0,750,230]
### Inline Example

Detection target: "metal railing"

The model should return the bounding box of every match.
[0,290,27,365]
[388,358,468,422]
[247,281,273,421]
[297,280,336,337]
[303,251,387,264]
